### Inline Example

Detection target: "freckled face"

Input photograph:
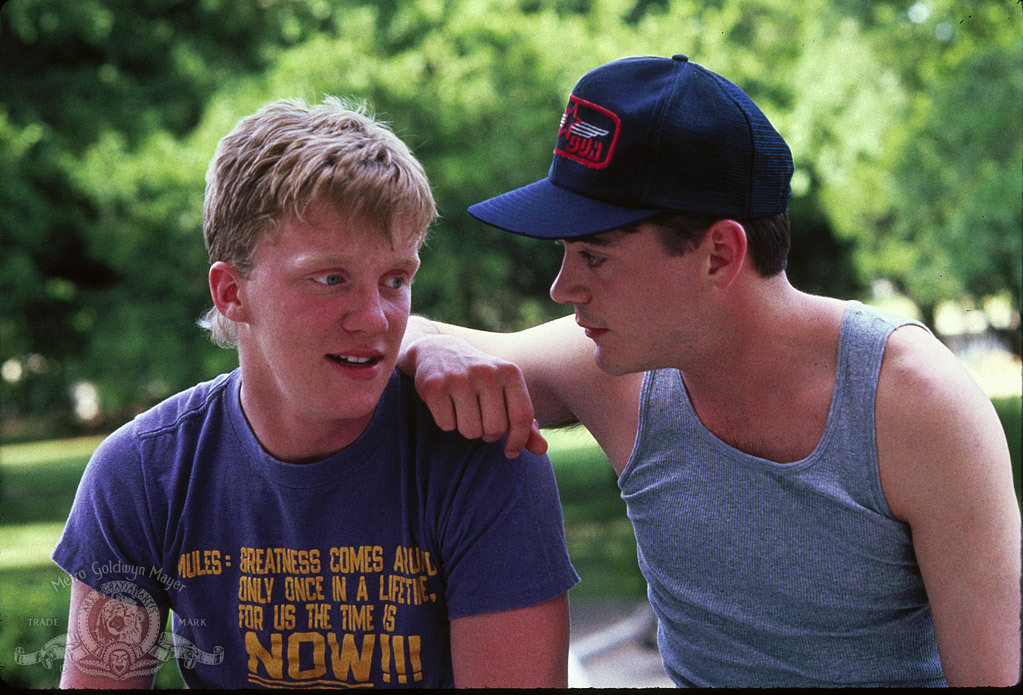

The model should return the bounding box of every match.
[549,227,704,375]
[235,204,421,447]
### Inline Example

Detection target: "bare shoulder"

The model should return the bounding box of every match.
[876,323,996,428]
[875,324,1012,521]
[877,323,979,399]
[875,325,1020,685]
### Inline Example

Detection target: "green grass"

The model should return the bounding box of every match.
[0,436,102,571]
[543,426,648,599]
[0,568,73,688]
[1,401,1017,689]
[992,397,1022,506]
[0,436,106,467]
[0,522,68,571]
[0,425,640,688]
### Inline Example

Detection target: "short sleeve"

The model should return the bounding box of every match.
[51,422,170,605]
[433,444,580,619]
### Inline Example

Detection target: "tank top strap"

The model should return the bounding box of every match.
[823,301,929,516]
[835,300,926,407]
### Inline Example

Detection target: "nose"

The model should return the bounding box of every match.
[549,248,589,306]
[341,287,389,334]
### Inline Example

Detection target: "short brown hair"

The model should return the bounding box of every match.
[199,97,437,346]
[627,210,790,277]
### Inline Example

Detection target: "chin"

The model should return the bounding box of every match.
[321,385,387,421]
[594,351,630,377]
[595,347,655,377]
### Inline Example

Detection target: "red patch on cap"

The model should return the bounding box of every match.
[554,95,620,169]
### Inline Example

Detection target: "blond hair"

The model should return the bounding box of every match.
[199,97,437,347]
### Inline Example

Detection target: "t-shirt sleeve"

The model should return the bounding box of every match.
[431,442,580,620]
[51,422,170,604]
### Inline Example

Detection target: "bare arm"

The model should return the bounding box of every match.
[877,326,1021,686]
[61,579,167,689]
[449,593,570,687]
[399,315,641,471]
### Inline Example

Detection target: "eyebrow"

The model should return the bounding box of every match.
[560,229,629,247]
[292,253,421,270]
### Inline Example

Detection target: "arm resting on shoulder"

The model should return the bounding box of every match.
[449,593,570,688]
[60,579,168,689]
[877,326,1021,686]
[400,315,642,469]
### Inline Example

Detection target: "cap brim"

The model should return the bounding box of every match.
[467,178,661,239]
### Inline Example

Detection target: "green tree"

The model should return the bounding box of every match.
[876,2,1021,342]
[0,0,341,432]
[2,0,1018,436]
[801,0,1022,343]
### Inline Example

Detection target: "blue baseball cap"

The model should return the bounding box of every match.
[468,54,793,239]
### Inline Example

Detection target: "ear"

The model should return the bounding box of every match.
[208,261,249,324]
[704,219,747,288]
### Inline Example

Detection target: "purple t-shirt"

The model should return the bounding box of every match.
[53,369,578,688]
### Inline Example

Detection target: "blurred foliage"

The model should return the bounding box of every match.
[1,0,1020,436]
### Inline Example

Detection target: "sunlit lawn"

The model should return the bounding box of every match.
[1,400,1017,688]
[0,430,640,580]
[0,426,642,687]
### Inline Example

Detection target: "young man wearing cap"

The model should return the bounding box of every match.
[399,55,1021,687]
[52,98,578,689]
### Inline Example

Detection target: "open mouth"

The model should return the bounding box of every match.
[326,354,383,367]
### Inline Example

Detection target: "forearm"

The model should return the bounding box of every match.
[400,315,523,373]
[399,314,579,429]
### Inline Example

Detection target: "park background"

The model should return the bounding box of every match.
[0,0,1019,688]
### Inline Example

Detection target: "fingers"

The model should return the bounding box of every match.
[523,421,549,457]
[447,388,486,440]
[413,359,543,459]
[478,387,511,444]
[502,378,539,459]
[427,393,458,433]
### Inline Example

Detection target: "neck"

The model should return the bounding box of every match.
[674,274,850,462]
[235,348,374,463]
[239,382,372,463]
[679,273,843,405]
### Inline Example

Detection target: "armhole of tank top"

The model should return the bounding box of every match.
[617,369,658,486]
[828,303,899,520]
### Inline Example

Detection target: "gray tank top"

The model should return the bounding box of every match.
[618,301,947,687]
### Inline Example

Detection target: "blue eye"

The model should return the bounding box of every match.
[384,276,409,290]
[580,250,605,268]
[315,273,343,286]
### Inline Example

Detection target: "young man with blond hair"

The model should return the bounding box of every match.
[53,97,577,689]
[400,55,1021,687]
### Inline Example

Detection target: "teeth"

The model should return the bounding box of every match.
[332,355,375,365]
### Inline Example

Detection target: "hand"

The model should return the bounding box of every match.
[409,335,547,458]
